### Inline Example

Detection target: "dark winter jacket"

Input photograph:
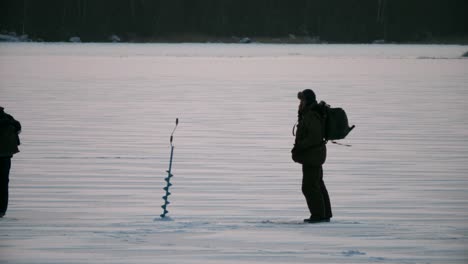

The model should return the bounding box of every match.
[292,105,326,166]
[0,110,21,157]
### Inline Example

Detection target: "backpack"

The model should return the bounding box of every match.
[318,101,355,144]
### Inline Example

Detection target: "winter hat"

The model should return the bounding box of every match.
[297,89,316,104]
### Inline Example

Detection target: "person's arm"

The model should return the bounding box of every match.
[295,113,323,150]
[11,117,21,133]
[0,114,21,133]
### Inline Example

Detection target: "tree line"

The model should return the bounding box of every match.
[1,0,467,43]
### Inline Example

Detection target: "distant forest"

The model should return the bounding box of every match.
[1,0,467,43]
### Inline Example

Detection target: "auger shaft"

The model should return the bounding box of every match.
[161,118,178,218]
[160,145,174,218]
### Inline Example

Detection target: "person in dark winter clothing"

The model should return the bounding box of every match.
[0,106,21,218]
[292,89,332,223]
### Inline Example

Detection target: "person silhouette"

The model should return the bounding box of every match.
[0,106,21,218]
[292,90,332,223]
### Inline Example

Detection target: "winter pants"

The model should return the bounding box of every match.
[0,157,11,216]
[302,165,332,219]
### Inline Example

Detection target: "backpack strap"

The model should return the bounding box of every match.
[331,141,352,147]
[292,121,298,136]
[315,102,328,143]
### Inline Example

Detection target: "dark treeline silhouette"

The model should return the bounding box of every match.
[1,0,467,43]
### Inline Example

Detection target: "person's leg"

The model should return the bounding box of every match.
[319,167,332,219]
[302,165,325,219]
[0,157,11,217]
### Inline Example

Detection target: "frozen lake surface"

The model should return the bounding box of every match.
[1,43,468,263]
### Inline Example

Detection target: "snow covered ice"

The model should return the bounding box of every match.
[1,43,467,263]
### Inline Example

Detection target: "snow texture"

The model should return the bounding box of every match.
[0,43,467,264]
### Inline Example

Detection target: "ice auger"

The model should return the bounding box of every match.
[160,118,178,218]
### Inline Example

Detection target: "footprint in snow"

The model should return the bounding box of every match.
[342,250,366,257]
